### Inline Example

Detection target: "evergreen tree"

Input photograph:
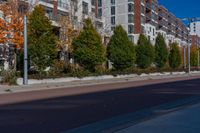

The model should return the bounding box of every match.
[72,18,106,71]
[107,25,136,70]
[28,5,57,74]
[136,34,154,69]
[155,33,168,68]
[169,43,181,69]
[190,45,198,67]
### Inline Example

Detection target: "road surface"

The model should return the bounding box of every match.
[0,78,200,133]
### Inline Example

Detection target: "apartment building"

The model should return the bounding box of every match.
[102,0,189,46]
[191,35,200,47]
[144,0,158,44]
[190,21,200,36]
[190,21,200,47]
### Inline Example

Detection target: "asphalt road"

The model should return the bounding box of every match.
[0,78,200,133]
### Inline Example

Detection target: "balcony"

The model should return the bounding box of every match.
[146,13,151,22]
[158,12,164,19]
[58,2,69,10]
[158,19,167,26]
[39,0,69,11]
[146,3,151,12]
[45,13,63,26]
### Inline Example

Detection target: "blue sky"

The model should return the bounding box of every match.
[159,0,200,19]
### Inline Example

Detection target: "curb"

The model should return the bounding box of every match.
[16,71,200,85]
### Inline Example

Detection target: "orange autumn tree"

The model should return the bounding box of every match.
[8,0,24,49]
[0,0,24,49]
[0,4,9,44]
[0,15,8,44]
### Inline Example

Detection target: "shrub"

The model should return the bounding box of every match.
[0,69,17,85]
[28,5,57,75]
[169,43,181,69]
[50,60,65,75]
[136,34,154,69]
[69,67,90,78]
[72,18,106,72]
[155,33,169,68]
[94,64,107,75]
[190,45,198,67]
[107,25,136,70]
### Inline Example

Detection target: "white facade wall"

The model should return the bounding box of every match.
[102,0,134,39]
[29,0,97,25]
[190,21,200,37]
[76,0,92,22]
[144,23,157,45]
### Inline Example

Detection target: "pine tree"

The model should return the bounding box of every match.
[136,34,154,69]
[169,43,181,69]
[190,45,198,67]
[28,5,57,74]
[155,33,168,68]
[107,25,136,70]
[72,18,106,71]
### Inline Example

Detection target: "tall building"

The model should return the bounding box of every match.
[15,0,103,33]
[190,21,200,36]
[101,0,189,46]
[190,21,200,47]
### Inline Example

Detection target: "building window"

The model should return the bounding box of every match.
[141,16,145,24]
[141,0,145,4]
[148,36,150,41]
[128,25,134,34]
[153,28,155,36]
[91,0,96,6]
[128,3,134,12]
[128,35,134,42]
[128,14,134,23]
[82,2,88,15]
[111,0,115,5]
[111,16,115,25]
[141,5,145,14]
[98,0,102,7]
[98,8,102,18]
[111,6,115,15]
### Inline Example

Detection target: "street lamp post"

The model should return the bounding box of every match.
[23,15,28,85]
[184,45,186,69]
[198,46,200,70]
[188,43,191,74]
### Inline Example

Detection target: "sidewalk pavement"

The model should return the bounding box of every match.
[116,103,200,133]
[0,72,200,95]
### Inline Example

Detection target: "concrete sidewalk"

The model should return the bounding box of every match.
[0,72,200,95]
[116,103,200,133]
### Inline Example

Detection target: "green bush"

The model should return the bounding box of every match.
[69,67,90,78]
[190,45,198,67]
[107,25,136,70]
[169,43,181,69]
[28,5,57,75]
[155,33,169,68]
[136,34,154,69]
[94,65,107,75]
[0,69,17,85]
[50,60,65,75]
[72,18,106,72]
